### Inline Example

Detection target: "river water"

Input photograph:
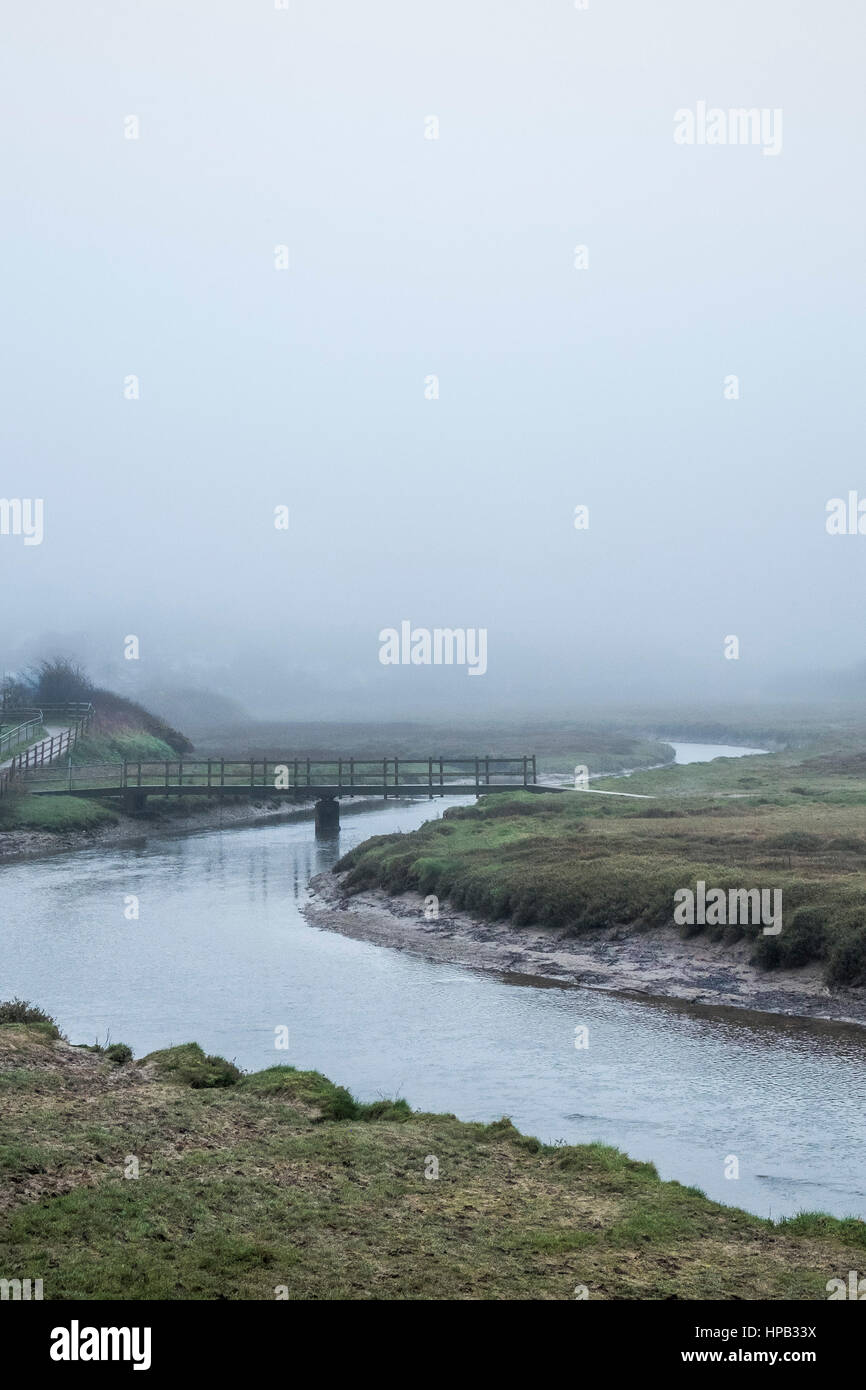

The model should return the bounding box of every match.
[1,742,864,1220]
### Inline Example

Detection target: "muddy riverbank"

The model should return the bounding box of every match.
[304,871,866,1028]
[0,797,323,864]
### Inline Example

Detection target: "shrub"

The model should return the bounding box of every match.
[105,1043,133,1066]
[765,832,823,854]
[827,925,866,988]
[0,999,60,1036]
[782,908,827,967]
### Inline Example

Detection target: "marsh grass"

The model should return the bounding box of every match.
[336,743,866,986]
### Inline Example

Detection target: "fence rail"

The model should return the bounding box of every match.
[0,703,95,799]
[0,717,44,760]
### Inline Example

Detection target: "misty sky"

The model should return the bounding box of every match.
[1,1,864,719]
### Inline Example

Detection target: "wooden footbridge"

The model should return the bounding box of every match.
[17,755,540,830]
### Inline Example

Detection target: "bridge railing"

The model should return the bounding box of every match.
[18,755,539,797]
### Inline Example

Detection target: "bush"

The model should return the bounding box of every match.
[105,1043,133,1066]
[751,907,828,971]
[0,999,60,1036]
[751,934,782,970]
[782,908,827,967]
[827,925,866,988]
[766,832,823,854]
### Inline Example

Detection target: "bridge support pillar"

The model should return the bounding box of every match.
[314,796,340,836]
[122,790,149,816]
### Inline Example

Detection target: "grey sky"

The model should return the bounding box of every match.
[1,1,863,718]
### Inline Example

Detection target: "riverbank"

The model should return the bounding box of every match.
[321,739,866,1016]
[1,1010,863,1299]
[305,871,866,1026]
[0,796,321,864]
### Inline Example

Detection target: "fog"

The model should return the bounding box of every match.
[1,1,863,721]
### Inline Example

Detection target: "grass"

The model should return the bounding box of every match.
[70,730,179,764]
[335,738,866,987]
[0,1015,863,1300]
[0,794,118,832]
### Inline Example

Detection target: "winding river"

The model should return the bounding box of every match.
[2,742,864,1221]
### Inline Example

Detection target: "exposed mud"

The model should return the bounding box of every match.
[0,798,321,864]
[304,871,866,1029]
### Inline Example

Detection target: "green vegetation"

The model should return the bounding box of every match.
[0,999,60,1036]
[144,1042,242,1089]
[0,1014,862,1299]
[336,739,866,987]
[70,730,179,764]
[0,793,118,832]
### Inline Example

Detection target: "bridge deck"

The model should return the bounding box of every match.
[20,756,539,799]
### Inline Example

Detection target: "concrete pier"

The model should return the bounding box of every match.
[314,796,340,835]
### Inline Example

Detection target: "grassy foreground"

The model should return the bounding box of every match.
[0,1012,863,1300]
[336,739,866,987]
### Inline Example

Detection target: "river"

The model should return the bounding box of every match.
[2,741,864,1221]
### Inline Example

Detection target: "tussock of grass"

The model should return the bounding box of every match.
[143,1043,242,1089]
[241,1065,411,1121]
